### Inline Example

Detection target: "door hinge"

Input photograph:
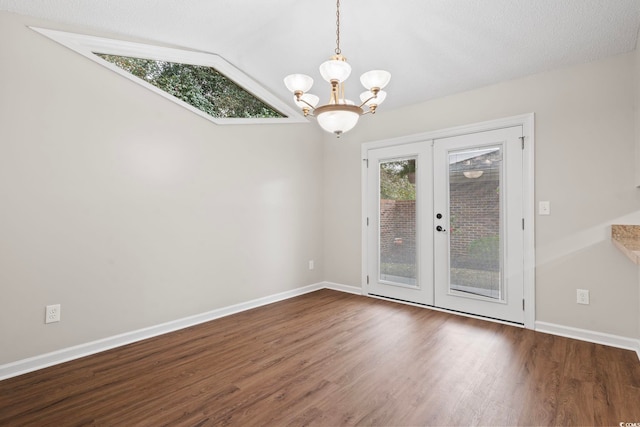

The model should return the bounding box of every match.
[522,218,525,230]
[366,217,369,226]
[522,299,525,310]
[520,136,525,149]
[363,158,369,168]
[366,275,369,284]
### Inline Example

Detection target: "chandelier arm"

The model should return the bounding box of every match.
[358,95,377,109]
[298,99,317,111]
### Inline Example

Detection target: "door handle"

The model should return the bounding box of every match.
[436,225,446,232]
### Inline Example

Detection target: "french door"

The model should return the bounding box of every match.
[366,142,434,305]
[366,126,525,324]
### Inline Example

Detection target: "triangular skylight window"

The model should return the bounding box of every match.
[29,28,305,125]
[95,54,284,119]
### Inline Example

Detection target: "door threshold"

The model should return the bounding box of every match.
[367,293,524,328]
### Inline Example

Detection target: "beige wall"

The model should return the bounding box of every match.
[3,9,640,367]
[0,12,325,364]
[324,52,640,339]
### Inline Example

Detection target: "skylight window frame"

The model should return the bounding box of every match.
[30,27,307,125]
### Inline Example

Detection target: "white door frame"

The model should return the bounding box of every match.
[361,113,535,329]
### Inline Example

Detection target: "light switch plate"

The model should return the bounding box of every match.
[539,201,550,215]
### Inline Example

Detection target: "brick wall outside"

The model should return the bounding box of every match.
[450,178,500,265]
[380,199,416,265]
[379,177,499,269]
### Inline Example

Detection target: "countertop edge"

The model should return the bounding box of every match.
[611,224,640,265]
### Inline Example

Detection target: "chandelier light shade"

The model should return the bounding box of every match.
[284,74,314,93]
[360,70,391,91]
[283,0,390,137]
[463,170,484,179]
[315,104,362,134]
[319,59,352,83]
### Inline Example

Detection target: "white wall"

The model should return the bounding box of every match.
[324,52,640,339]
[0,12,325,365]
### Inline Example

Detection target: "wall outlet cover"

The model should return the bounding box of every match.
[576,289,589,305]
[45,304,61,323]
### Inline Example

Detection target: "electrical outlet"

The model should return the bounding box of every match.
[45,304,61,323]
[308,260,315,270]
[576,289,589,305]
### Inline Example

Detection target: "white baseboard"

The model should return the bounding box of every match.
[323,281,363,295]
[0,282,329,381]
[535,321,640,361]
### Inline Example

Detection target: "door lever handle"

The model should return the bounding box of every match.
[436,225,446,232]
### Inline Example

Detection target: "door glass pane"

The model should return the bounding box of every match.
[379,159,417,286]
[448,147,502,299]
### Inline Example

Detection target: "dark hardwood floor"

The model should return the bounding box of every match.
[1,289,639,426]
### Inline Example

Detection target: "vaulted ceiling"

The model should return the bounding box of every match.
[2,0,640,112]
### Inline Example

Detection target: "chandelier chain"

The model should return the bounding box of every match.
[335,0,341,55]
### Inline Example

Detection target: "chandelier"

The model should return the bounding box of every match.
[283,0,391,137]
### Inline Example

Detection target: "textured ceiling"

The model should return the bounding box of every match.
[1,0,640,112]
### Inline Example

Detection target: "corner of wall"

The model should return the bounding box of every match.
[634,42,640,187]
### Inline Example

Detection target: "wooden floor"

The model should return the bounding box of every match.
[1,290,639,426]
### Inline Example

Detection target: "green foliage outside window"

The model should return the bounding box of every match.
[380,160,416,201]
[96,54,284,119]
